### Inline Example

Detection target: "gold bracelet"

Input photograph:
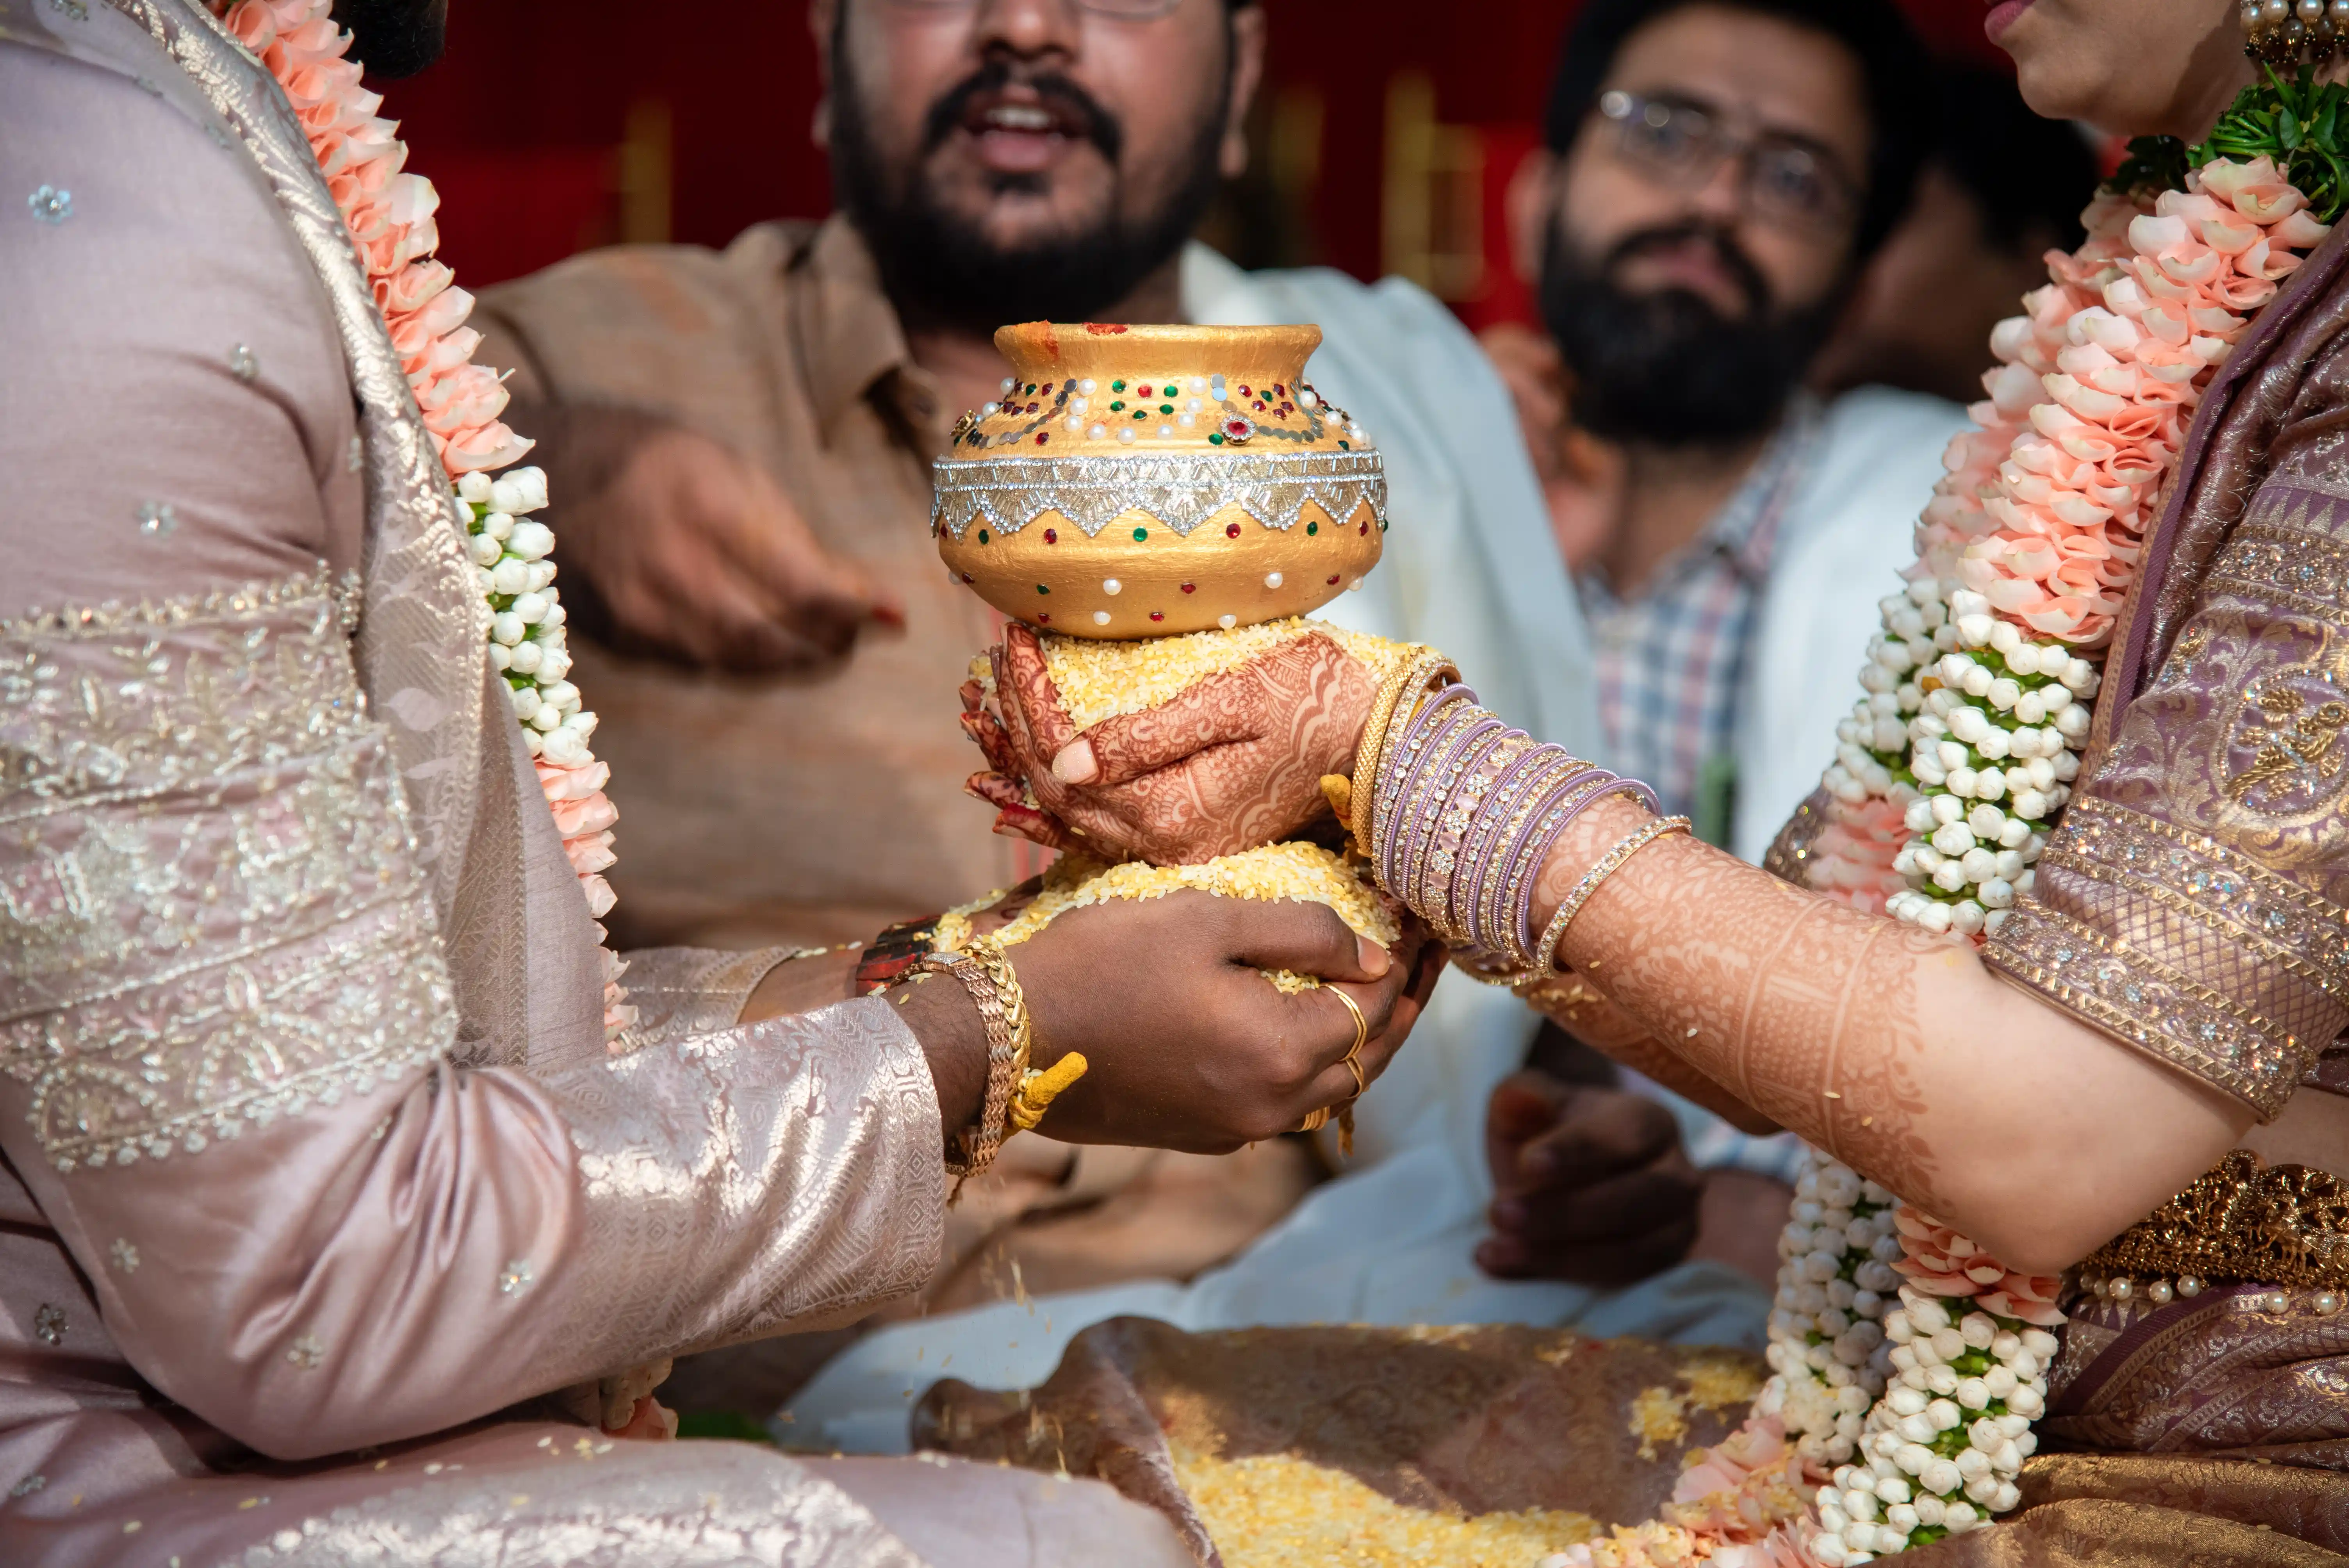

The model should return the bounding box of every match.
[918,948,1021,1188]
[1351,649,1456,855]
[1527,815,1692,980]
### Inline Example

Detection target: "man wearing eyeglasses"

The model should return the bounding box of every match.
[1474,0,1974,1294]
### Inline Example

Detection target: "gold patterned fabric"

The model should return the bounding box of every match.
[0,570,455,1169]
[1985,399,2349,1116]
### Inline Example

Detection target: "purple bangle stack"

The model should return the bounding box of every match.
[1364,681,1658,978]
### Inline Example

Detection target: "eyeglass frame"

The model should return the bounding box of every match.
[1588,87,1863,237]
[877,0,1194,20]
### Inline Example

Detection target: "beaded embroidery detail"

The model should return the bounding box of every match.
[1984,903,2314,1119]
[0,569,454,1171]
[932,449,1387,541]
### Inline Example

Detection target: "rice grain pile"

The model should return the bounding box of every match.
[934,843,1397,992]
[1171,1447,1600,1568]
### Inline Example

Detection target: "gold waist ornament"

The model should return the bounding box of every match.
[2078,1149,2349,1308]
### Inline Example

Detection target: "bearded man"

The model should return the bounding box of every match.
[0,1,1444,1563]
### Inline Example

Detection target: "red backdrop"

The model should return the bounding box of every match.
[396,0,2012,327]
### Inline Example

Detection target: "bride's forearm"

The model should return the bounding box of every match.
[1519,975,1779,1135]
[1531,795,2255,1273]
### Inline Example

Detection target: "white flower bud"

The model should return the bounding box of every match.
[507,640,544,675]
[509,684,541,721]
[1844,1488,1879,1522]
[540,727,590,766]
[507,519,557,561]
[2056,703,2092,739]
[1991,1480,2021,1514]
[2010,788,2050,820]
[2006,1384,2045,1418]
[492,558,530,596]
[530,703,562,732]
[1950,900,1987,935]
[2006,643,2041,675]
[1945,766,1979,798]
[457,470,497,505]
[488,476,528,515]
[540,679,581,713]
[524,560,557,593]
[2061,659,2097,693]
[512,591,549,624]
[1957,613,1995,646]
[1920,1457,1963,1497]
[1898,1413,1939,1445]
[492,611,526,646]
[485,641,512,671]
[1886,1502,1920,1533]
[1905,798,1937,833]
[1927,1397,1962,1431]
[1974,729,2012,763]
[503,466,550,512]
[1961,1314,1998,1349]
[1912,1493,1946,1527]
[2014,691,2048,724]
[1979,878,2015,909]
[1931,822,1977,856]
[483,510,515,541]
[1889,1387,1928,1417]
[1895,1442,1934,1476]
[2021,1329,2060,1359]
[1962,663,1995,697]
[468,532,503,567]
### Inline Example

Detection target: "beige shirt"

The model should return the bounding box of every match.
[475,221,1042,951]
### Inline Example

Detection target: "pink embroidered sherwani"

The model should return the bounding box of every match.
[0,3,1191,1563]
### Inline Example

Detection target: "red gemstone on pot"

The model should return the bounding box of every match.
[1037,612,1051,622]
[1326,574,1340,586]
[1180,582,1196,593]
[1226,523,1242,538]
[1150,611,1165,622]
[1044,528,1058,543]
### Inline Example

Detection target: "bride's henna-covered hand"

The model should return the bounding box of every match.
[965,624,1380,866]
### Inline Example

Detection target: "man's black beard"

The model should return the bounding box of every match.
[331,0,447,79]
[829,50,1228,334]
[1540,221,1841,447]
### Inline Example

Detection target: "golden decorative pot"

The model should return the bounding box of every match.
[934,322,1385,639]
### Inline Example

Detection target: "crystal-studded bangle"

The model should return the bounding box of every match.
[917,947,1022,1188]
[1424,720,1515,942]
[1459,742,1576,955]
[1412,715,1508,935]
[1371,675,1469,878]
[1386,691,1483,900]
[1472,752,1592,961]
[1527,813,1691,980]
[1379,683,1480,891]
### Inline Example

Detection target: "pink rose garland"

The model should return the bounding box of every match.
[216,0,634,1039]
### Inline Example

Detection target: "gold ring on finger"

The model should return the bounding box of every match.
[1326,984,1369,1062]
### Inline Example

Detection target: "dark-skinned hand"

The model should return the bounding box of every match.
[898,890,1444,1156]
[1475,1067,1704,1287]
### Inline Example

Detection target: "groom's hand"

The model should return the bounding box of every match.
[1476,1069,1703,1286]
[907,892,1441,1155]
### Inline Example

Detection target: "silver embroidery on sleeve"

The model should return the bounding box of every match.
[0,570,455,1171]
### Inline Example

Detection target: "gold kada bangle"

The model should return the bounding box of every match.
[964,937,1090,1137]
[1349,649,1457,855]
[1527,815,1693,979]
[917,948,1020,1189]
